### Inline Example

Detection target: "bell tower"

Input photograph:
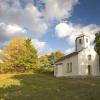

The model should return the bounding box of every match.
[75,34,90,52]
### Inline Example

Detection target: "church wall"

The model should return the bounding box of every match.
[55,54,78,77]
[84,36,90,48]
[92,54,100,75]
[78,48,100,76]
[54,64,63,77]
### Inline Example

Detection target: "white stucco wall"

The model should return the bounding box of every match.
[84,36,90,48]
[54,54,79,77]
[78,47,100,76]
[54,64,63,77]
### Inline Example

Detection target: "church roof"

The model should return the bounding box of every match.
[56,52,78,63]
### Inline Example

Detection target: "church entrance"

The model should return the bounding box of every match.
[88,65,92,75]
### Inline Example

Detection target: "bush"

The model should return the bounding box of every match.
[36,66,54,74]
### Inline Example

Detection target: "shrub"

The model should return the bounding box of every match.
[36,66,54,74]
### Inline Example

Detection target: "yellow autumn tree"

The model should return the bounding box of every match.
[4,37,38,71]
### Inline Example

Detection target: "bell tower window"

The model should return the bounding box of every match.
[79,39,82,44]
[86,39,88,43]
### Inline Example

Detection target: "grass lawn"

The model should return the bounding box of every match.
[0,73,100,100]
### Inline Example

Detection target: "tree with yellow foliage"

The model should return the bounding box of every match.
[4,37,38,71]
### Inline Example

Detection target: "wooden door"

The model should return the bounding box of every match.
[88,65,92,75]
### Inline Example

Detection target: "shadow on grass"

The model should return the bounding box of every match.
[0,73,100,100]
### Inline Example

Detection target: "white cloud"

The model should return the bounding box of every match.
[32,39,46,51]
[55,22,100,44]
[32,39,53,56]
[0,22,27,41]
[81,24,99,41]
[55,23,74,38]
[65,47,75,54]
[32,39,47,56]
[41,0,79,20]
[6,24,26,34]
[0,0,79,49]
[0,0,48,39]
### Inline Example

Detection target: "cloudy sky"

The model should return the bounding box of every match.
[0,0,100,55]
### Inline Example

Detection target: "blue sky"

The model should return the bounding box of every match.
[0,0,100,55]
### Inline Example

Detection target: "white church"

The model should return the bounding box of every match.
[54,34,100,77]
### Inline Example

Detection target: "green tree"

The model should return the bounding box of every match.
[39,54,50,67]
[94,31,100,67]
[39,51,64,67]
[24,38,38,69]
[49,51,64,65]
[94,31,100,56]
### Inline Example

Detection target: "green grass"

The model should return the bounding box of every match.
[0,73,100,100]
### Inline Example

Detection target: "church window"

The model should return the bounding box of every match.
[70,62,72,72]
[88,55,91,60]
[79,39,82,44]
[86,39,88,43]
[67,63,72,73]
[67,63,69,73]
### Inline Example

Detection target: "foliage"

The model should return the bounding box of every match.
[0,61,14,73]
[48,51,64,65]
[94,31,100,56]
[39,51,64,68]
[22,38,38,69]
[36,66,54,74]
[39,54,50,67]
[38,51,64,73]
[0,51,10,63]
[4,37,38,71]
[0,37,64,73]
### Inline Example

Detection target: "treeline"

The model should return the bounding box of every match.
[0,37,64,73]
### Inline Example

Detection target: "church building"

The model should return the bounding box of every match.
[54,34,100,77]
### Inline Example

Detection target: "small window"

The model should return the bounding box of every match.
[79,39,82,44]
[67,63,69,73]
[66,62,72,73]
[70,62,72,72]
[86,39,88,43]
[88,55,91,60]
